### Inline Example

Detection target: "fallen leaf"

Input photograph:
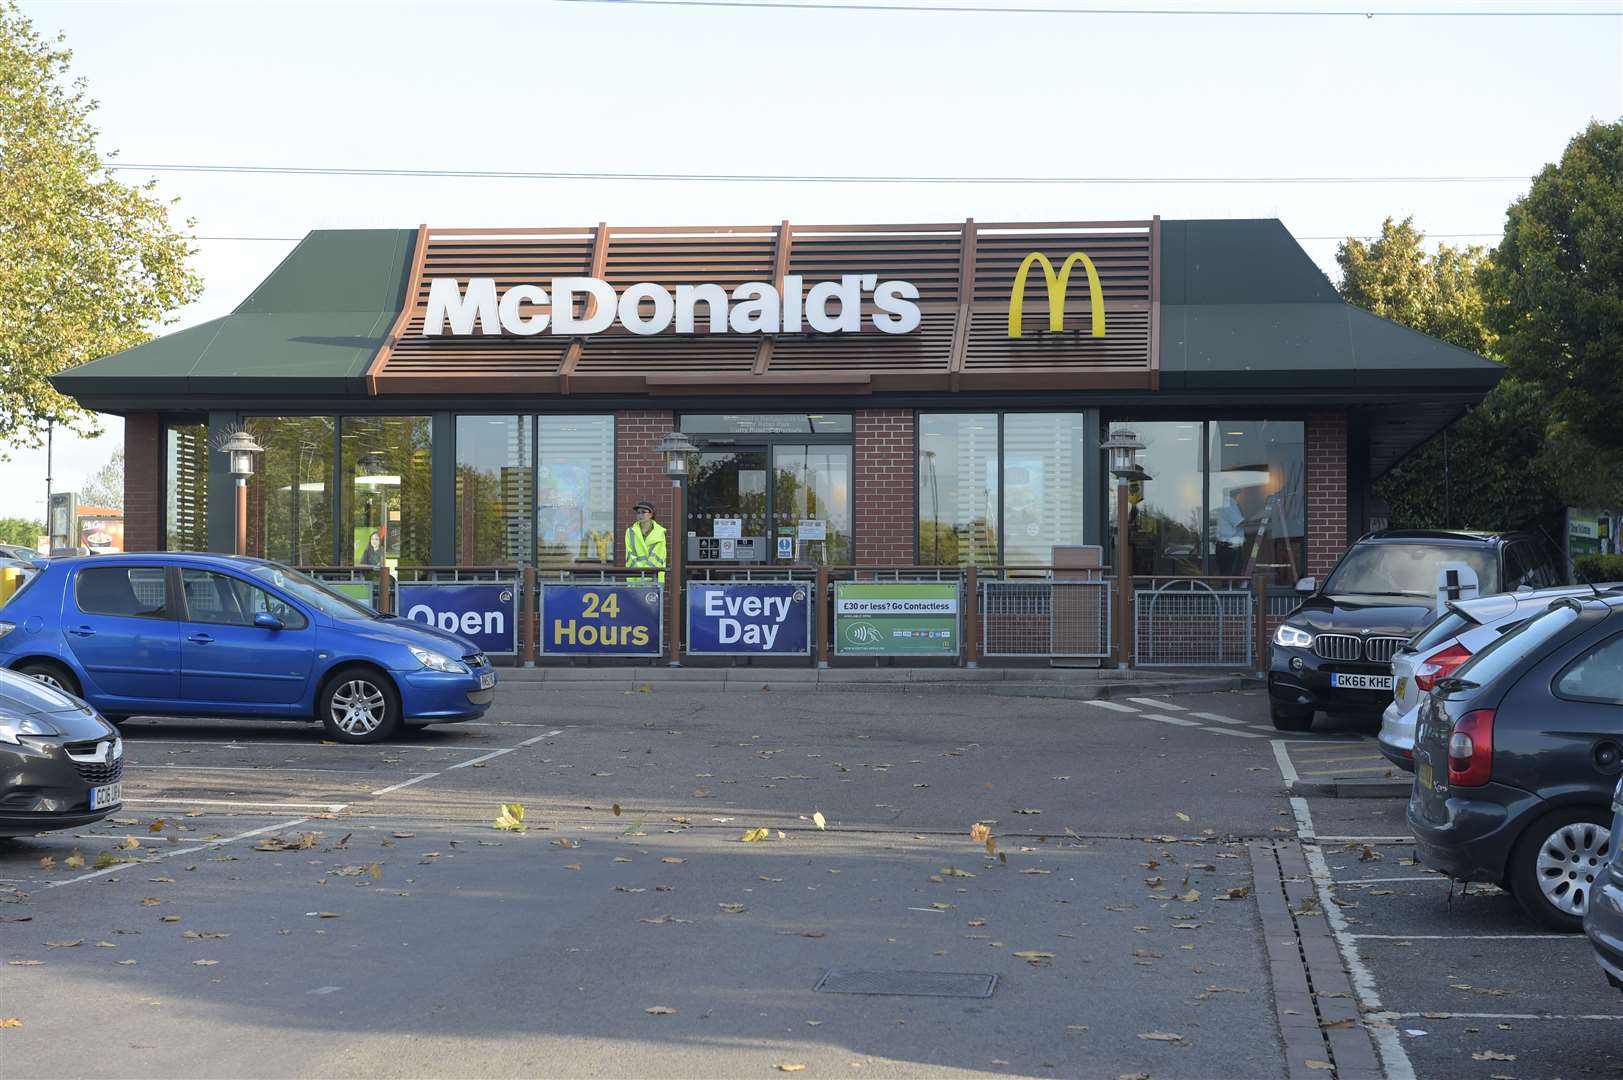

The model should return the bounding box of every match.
[0,1018,20,1029]
[644,1006,676,1015]
[1178,889,1201,903]
[494,803,527,831]
[812,811,827,831]
[1066,1024,1089,1033]
[117,959,136,966]
[1012,950,1054,960]
[775,1066,807,1073]
[64,851,85,869]
[181,931,229,940]
[37,856,55,871]
[140,897,161,906]
[1014,808,1042,815]
[94,941,117,948]
[1216,886,1251,901]
[1020,868,1052,875]
[940,867,975,878]
[928,902,956,910]
[8,959,44,966]
[314,912,340,919]
[1137,1031,1184,1042]
[1175,812,1191,823]
[612,803,622,817]
[159,916,180,923]
[1451,983,1508,997]
[660,857,686,865]
[122,837,141,850]
[739,827,771,843]
[46,940,83,948]
[718,903,747,914]
[1359,845,1383,862]
[1306,1061,1333,1071]
[148,820,165,833]
[191,959,219,967]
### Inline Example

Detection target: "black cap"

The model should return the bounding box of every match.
[633,501,655,514]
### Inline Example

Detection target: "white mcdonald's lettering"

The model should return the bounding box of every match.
[421,276,922,337]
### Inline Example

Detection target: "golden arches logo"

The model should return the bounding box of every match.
[1007,251,1106,339]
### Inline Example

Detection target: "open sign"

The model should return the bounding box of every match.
[396,583,517,655]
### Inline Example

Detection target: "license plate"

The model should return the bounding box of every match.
[1417,760,1435,793]
[1332,673,1395,691]
[478,672,495,690]
[90,782,122,809]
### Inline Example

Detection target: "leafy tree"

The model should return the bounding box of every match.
[1337,218,1567,539]
[1484,120,1623,453]
[0,3,201,450]
[0,517,42,548]
[78,447,122,508]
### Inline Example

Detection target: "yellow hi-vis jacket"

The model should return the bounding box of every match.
[624,521,668,584]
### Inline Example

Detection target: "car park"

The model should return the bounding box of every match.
[1267,528,1564,732]
[0,553,497,743]
[0,664,123,837]
[1378,583,1620,771]
[1586,777,1623,990]
[1408,594,1621,931]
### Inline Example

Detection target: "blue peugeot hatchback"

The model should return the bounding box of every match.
[0,554,496,743]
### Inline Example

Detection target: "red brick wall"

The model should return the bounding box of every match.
[615,409,677,560]
[855,409,915,566]
[122,413,161,552]
[1306,410,1349,579]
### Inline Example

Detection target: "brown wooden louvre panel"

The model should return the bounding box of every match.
[369,220,1157,395]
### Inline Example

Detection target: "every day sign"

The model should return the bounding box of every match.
[834,582,959,656]
[541,584,663,656]
[686,583,810,655]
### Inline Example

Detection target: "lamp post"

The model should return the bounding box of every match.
[219,430,265,557]
[655,431,699,667]
[1102,429,1150,669]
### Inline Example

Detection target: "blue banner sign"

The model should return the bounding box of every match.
[397,583,518,655]
[686,582,810,655]
[541,584,663,656]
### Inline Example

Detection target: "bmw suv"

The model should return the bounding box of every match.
[1267,530,1564,732]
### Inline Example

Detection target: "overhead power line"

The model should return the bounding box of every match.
[539,0,1621,15]
[106,162,1529,185]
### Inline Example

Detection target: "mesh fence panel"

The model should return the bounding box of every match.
[1133,581,1254,667]
[982,580,1111,657]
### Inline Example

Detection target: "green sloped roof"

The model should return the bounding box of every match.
[1156,219,1502,391]
[50,229,416,398]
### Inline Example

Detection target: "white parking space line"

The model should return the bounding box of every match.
[1191,711,1245,724]
[1335,876,1445,885]
[1126,697,1185,711]
[132,765,372,774]
[1201,726,1266,739]
[126,740,498,752]
[1351,933,1584,941]
[518,731,565,746]
[370,772,439,795]
[1270,740,1299,786]
[46,816,311,888]
[447,748,514,770]
[1318,836,1413,843]
[1142,713,1202,727]
[1083,700,1140,713]
[124,798,350,812]
[1382,1011,1623,1021]
[457,722,567,729]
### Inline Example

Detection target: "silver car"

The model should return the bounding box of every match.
[1378,584,1618,771]
[1586,777,1623,991]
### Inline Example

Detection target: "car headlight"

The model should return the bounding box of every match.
[0,715,57,744]
[1273,624,1315,649]
[409,645,467,674]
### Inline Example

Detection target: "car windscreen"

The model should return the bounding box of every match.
[1450,600,1581,689]
[246,564,377,621]
[1323,544,1499,598]
[1408,608,1478,652]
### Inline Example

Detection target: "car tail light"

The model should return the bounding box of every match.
[1415,642,1473,692]
[1447,709,1494,787]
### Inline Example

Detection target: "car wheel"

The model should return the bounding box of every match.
[1270,701,1314,732]
[15,660,81,698]
[318,667,401,744]
[1509,806,1613,932]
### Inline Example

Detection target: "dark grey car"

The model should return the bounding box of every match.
[1408,594,1622,932]
[1586,777,1623,989]
[0,665,123,837]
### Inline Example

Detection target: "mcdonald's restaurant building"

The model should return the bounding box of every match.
[52,217,1500,661]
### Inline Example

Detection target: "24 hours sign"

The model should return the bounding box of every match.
[834,582,958,656]
[541,584,663,656]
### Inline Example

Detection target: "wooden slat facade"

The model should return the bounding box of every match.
[369,219,1158,395]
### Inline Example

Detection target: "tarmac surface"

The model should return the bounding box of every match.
[2,684,1619,1078]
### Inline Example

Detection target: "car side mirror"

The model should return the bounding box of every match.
[1294,576,1316,595]
[253,612,284,631]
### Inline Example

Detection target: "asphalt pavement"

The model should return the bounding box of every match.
[2,685,1618,1078]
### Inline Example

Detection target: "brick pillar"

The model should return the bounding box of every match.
[1305,410,1349,579]
[854,409,915,566]
[615,409,677,561]
[122,413,162,552]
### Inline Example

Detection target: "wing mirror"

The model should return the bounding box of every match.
[253,612,284,631]
[1294,576,1317,595]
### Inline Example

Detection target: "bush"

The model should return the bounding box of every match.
[1573,553,1623,585]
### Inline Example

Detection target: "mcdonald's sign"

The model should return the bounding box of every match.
[1007,251,1106,339]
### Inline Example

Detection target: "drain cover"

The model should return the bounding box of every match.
[812,969,997,998]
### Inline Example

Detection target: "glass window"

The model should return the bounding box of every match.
[341,417,433,568]
[247,564,376,622]
[682,414,852,435]
[1556,631,1623,703]
[537,416,615,566]
[246,417,335,567]
[456,416,534,565]
[773,444,853,565]
[1109,421,1204,577]
[1325,543,1499,598]
[1409,608,1479,653]
[1003,414,1088,567]
[919,414,998,566]
[76,566,169,619]
[180,568,307,629]
[163,423,209,552]
[1209,421,1304,583]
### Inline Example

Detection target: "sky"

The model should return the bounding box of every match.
[2,0,1620,525]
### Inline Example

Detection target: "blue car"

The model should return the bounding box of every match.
[0,554,496,743]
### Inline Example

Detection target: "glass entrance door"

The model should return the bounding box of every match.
[772,445,852,566]
[687,448,769,563]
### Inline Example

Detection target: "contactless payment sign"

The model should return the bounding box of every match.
[834,582,958,656]
[542,584,662,656]
[686,583,810,655]
[398,583,518,655]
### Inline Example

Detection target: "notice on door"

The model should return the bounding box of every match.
[713,518,742,539]
[834,582,958,656]
[797,519,827,541]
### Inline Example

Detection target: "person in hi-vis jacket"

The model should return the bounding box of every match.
[624,500,667,584]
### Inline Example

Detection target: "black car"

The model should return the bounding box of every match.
[0,665,124,837]
[1267,529,1564,731]
[1408,594,1621,932]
